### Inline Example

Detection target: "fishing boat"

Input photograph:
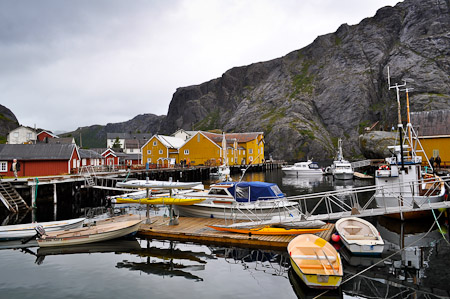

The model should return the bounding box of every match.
[335,217,384,256]
[206,225,328,235]
[330,139,354,180]
[174,181,300,220]
[0,217,85,241]
[374,72,446,219]
[287,234,343,289]
[114,196,206,205]
[282,160,323,176]
[36,219,142,247]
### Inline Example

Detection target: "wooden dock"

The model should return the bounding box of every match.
[137,216,335,250]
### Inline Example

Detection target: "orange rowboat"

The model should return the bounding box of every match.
[206,225,328,235]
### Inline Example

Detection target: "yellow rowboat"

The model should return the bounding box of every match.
[115,197,206,206]
[206,225,328,235]
[287,234,343,289]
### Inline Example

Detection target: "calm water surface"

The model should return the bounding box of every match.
[0,169,449,299]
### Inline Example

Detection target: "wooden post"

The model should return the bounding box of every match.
[53,183,57,220]
[31,185,36,209]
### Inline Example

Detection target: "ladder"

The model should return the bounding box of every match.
[0,182,30,213]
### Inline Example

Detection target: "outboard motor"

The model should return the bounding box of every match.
[35,225,46,237]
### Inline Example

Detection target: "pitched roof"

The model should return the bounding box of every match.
[157,135,185,149]
[124,139,147,149]
[201,132,263,144]
[79,149,104,159]
[0,144,77,160]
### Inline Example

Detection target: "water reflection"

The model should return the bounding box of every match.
[340,217,450,299]
[288,268,343,299]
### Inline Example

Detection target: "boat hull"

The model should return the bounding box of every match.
[290,257,342,289]
[206,225,328,235]
[174,201,300,220]
[282,169,323,176]
[335,217,384,256]
[0,218,86,241]
[115,197,206,205]
[333,172,354,180]
[37,220,142,247]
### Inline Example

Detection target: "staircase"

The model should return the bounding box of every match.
[0,182,30,213]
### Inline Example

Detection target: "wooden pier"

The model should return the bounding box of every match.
[137,216,335,250]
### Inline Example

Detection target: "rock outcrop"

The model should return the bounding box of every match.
[0,105,19,139]
[161,0,449,161]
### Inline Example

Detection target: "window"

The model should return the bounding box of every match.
[27,132,32,139]
[249,156,253,162]
[0,162,7,172]
[243,150,246,155]
[197,134,200,142]
[147,158,151,163]
[147,150,151,154]
[159,149,163,154]
[184,149,189,155]
[249,149,253,154]
[153,141,157,146]
[129,149,134,153]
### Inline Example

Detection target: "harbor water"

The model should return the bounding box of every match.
[0,169,449,299]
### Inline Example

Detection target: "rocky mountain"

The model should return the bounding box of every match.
[160,0,449,161]
[61,113,165,148]
[0,104,19,142]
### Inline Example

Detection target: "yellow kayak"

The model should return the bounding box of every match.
[115,197,206,205]
[206,225,328,235]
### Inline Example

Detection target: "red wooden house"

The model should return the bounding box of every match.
[101,148,119,166]
[36,130,59,142]
[0,144,80,177]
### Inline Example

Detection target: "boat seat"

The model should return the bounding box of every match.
[344,234,377,240]
[291,254,336,262]
[343,225,362,234]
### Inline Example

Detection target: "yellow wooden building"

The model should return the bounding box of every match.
[418,135,449,168]
[177,131,264,166]
[141,135,185,167]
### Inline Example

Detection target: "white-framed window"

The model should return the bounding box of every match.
[249,149,253,154]
[197,134,200,142]
[147,158,151,163]
[13,132,19,137]
[0,162,7,172]
[27,132,32,139]
[159,149,163,154]
[249,156,253,162]
[147,150,151,154]
[153,141,157,146]
[130,149,134,153]
[184,149,189,155]
[243,150,245,155]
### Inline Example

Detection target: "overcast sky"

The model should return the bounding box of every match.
[1,0,401,133]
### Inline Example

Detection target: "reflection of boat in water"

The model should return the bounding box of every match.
[282,160,323,176]
[288,268,342,299]
[340,216,450,298]
[282,176,323,191]
[116,260,205,281]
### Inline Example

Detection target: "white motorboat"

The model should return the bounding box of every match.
[281,160,323,176]
[174,181,300,221]
[210,164,231,181]
[330,139,354,180]
[335,217,384,256]
[116,179,203,189]
[374,75,445,219]
[0,218,85,241]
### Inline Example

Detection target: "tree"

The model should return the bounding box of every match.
[112,137,122,148]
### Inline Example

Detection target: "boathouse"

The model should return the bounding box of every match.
[141,135,184,167]
[0,143,80,177]
[79,149,104,167]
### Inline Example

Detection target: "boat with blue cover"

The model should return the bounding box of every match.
[174,181,300,220]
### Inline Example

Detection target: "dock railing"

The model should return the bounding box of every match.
[285,176,450,221]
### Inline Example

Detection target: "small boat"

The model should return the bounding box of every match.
[287,234,343,289]
[36,219,142,247]
[114,196,206,205]
[335,217,384,256]
[0,218,85,241]
[282,160,323,176]
[174,181,300,220]
[330,139,354,180]
[206,225,328,235]
[210,164,231,181]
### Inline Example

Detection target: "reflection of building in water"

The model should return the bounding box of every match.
[340,216,450,298]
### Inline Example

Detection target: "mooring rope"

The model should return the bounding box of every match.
[313,211,447,299]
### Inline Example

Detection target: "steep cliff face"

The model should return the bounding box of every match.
[0,104,19,140]
[161,0,449,161]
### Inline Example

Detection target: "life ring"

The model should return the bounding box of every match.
[379,165,390,170]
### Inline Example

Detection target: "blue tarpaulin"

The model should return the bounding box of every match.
[216,181,284,202]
